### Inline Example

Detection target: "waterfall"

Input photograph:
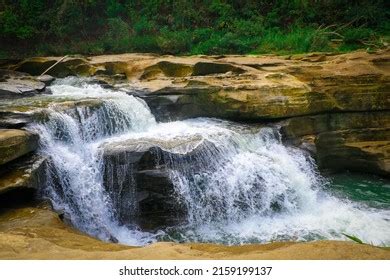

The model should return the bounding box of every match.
[28,78,158,245]
[160,120,390,244]
[28,78,390,246]
[104,118,390,245]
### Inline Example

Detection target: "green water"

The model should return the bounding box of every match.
[328,172,390,210]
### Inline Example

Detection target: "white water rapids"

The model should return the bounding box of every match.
[28,78,390,246]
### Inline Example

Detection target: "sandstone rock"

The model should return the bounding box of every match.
[1,50,389,176]
[122,51,389,122]
[192,61,246,76]
[6,51,389,122]
[0,155,46,196]
[280,111,390,176]
[140,61,193,79]
[316,128,390,176]
[0,111,33,129]
[13,56,96,77]
[0,70,46,98]
[37,74,55,85]
[0,129,39,165]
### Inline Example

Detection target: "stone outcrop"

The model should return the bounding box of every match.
[0,70,48,98]
[12,56,96,77]
[2,50,389,177]
[280,111,390,176]
[0,51,389,258]
[0,129,39,165]
[0,111,33,129]
[102,136,215,229]
[8,51,388,120]
[0,155,46,196]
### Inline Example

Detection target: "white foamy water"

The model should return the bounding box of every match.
[28,78,158,245]
[28,78,390,246]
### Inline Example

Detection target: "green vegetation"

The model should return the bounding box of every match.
[0,0,388,57]
[343,233,364,244]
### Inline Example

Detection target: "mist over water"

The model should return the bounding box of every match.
[28,78,390,246]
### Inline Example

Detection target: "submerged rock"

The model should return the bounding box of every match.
[0,129,39,165]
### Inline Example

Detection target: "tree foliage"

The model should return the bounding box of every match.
[0,0,388,56]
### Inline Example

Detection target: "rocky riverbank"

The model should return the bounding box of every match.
[0,50,389,259]
[1,50,389,178]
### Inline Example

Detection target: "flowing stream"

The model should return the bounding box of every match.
[28,78,390,246]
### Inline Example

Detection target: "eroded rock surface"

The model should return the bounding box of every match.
[9,51,389,120]
[0,155,46,196]
[0,70,47,98]
[2,50,389,175]
[0,129,39,165]
[280,111,390,176]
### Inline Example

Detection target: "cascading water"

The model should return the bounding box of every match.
[28,77,390,246]
[106,119,390,245]
[28,78,158,245]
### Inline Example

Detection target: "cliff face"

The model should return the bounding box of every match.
[4,50,389,177]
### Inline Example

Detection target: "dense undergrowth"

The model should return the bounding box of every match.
[0,0,388,58]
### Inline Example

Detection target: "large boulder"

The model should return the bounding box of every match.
[316,128,389,176]
[0,129,39,165]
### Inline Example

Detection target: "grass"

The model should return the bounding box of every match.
[343,233,364,244]
[1,26,388,58]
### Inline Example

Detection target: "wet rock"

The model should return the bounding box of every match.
[1,206,388,259]
[0,111,33,129]
[0,70,47,98]
[316,128,390,176]
[0,129,39,165]
[102,136,214,230]
[1,50,388,177]
[37,74,55,85]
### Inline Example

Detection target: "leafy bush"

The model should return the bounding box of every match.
[0,0,388,57]
[157,28,192,54]
[102,17,131,53]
